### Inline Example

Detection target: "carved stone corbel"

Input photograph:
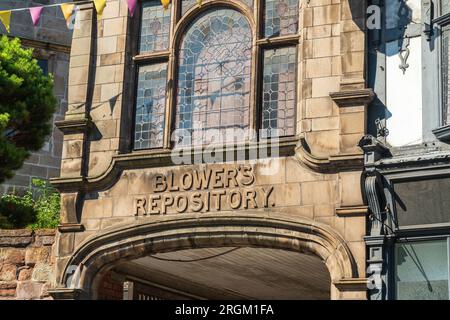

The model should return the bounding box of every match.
[47,288,86,300]
[359,135,391,300]
[330,88,375,108]
[294,135,364,173]
[358,135,391,168]
[58,192,85,232]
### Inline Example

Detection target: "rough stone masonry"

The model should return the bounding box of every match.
[0,229,55,300]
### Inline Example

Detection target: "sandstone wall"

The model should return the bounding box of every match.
[0,229,56,300]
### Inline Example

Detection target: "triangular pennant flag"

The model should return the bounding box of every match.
[29,6,43,27]
[94,0,107,16]
[126,0,137,17]
[60,3,74,22]
[197,0,203,6]
[161,0,171,10]
[0,10,11,33]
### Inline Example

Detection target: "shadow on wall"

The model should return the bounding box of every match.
[347,0,370,31]
[366,0,427,140]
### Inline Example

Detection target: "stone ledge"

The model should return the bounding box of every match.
[54,118,92,135]
[432,124,450,142]
[333,278,368,290]
[34,229,56,237]
[58,224,85,233]
[336,206,368,216]
[0,230,33,248]
[330,89,374,107]
[47,288,85,300]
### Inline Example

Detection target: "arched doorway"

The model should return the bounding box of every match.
[105,246,331,300]
[57,213,359,300]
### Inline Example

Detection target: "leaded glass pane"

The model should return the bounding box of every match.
[182,0,254,16]
[175,8,252,146]
[139,0,171,54]
[261,47,296,138]
[442,0,450,15]
[181,0,197,15]
[134,63,168,149]
[264,0,299,38]
[395,240,449,300]
[443,28,450,125]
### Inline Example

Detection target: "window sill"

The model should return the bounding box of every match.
[130,136,299,157]
[432,124,450,142]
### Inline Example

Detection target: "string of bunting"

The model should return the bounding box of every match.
[0,1,204,33]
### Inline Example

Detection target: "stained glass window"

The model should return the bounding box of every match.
[442,0,450,15]
[175,8,252,146]
[134,63,168,149]
[264,0,299,38]
[182,0,254,16]
[261,47,296,138]
[139,0,171,53]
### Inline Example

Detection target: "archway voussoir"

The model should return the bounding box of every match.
[59,212,358,297]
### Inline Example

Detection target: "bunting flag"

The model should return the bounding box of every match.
[29,6,43,26]
[60,3,74,22]
[94,0,107,16]
[0,0,177,32]
[161,0,171,11]
[0,10,11,33]
[126,0,137,17]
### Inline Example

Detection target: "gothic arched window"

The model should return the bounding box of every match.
[176,9,252,146]
[133,0,299,150]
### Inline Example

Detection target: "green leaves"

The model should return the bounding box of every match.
[0,36,57,183]
[0,178,60,229]
[0,113,9,130]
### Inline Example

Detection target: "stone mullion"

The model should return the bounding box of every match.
[163,1,179,149]
[249,0,262,141]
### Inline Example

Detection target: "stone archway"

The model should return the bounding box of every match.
[52,212,363,300]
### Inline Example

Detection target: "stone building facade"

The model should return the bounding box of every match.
[45,0,372,300]
[0,0,72,194]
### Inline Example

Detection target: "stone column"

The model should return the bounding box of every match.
[50,3,96,296]
[53,3,95,229]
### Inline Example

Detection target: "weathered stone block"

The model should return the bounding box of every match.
[18,267,33,281]
[0,230,33,247]
[25,247,51,266]
[0,280,16,297]
[31,264,53,282]
[0,248,25,265]
[16,281,44,300]
[0,264,17,281]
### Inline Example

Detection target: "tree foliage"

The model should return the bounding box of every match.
[0,36,57,183]
[0,178,60,229]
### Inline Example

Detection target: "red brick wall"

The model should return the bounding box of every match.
[97,271,123,300]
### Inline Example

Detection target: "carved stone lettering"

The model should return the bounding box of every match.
[134,166,276,216]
